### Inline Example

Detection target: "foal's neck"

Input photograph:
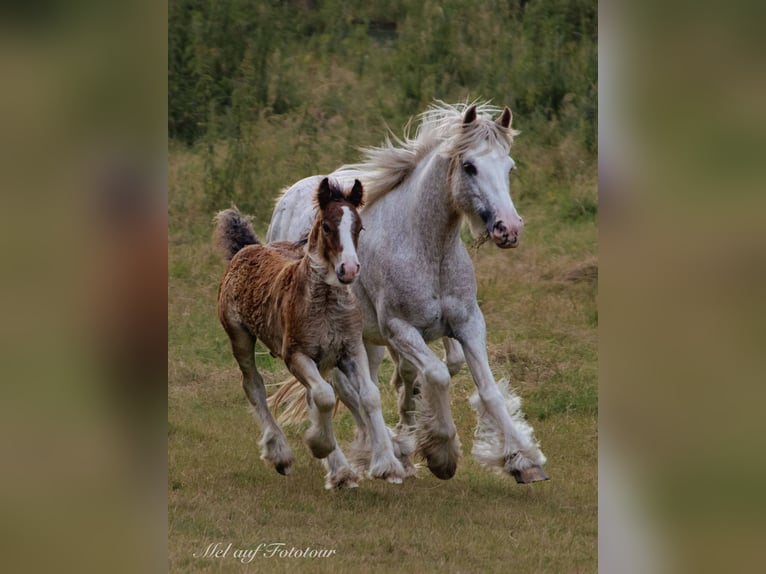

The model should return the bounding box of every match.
[301,245,353,307]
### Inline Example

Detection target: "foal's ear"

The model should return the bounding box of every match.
[496,106,513,129]
[317,177,333,210]
[347,179,365,208]
[463,104,478,125]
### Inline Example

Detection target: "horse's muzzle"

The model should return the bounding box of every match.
[491,218,523,249]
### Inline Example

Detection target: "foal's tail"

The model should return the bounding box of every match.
[268,377,308,426]
[268,376,343,426]
[213,207,260,261]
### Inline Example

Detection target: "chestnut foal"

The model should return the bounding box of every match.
[215,178,404,489]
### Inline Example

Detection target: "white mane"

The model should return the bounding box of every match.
[338,101,519,207]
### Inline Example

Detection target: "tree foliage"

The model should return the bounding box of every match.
[169,0,597,149]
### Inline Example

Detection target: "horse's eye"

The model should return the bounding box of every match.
[322,222,331,234]
[463,162,477,176]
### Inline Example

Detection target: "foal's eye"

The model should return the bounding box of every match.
[322,222,331,234]
[463,162,477,176]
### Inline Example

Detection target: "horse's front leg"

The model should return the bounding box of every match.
[285,352,338,460]
[384,319,461,480]
[337,348,405,483]
[454,310,548,483]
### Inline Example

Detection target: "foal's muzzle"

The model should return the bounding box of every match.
[336,262,361,284]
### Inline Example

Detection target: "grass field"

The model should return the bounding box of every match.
[168,133,597,572]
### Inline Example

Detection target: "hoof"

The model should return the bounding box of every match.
[304,428,336,459]
[400,457,419,479]
[325,467,360,490]
[417,430,461,481]
[512,465,549,484]
[275,463,290,476]
[325,477,359,490]
[368,455,406,484]
[427,459,457,480]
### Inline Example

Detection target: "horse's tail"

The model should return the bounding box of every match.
[213,207,260,261]
[268,376,309,426]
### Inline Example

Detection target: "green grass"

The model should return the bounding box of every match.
[169,138,597,572]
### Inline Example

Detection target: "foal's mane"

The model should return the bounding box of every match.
[340,101,520,208]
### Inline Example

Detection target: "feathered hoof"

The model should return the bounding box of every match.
[399,455,419,478]
[511,465,549,484]
[325,466,360,490]
[368,456,406,484]
[262,451,294,476]
[418,431,461,480]
[274,462,291,476]
[427,458,457,480]
[304,427,336,459]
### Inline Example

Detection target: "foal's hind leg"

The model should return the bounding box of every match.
[286,352,338,459]
[227,325,293,475]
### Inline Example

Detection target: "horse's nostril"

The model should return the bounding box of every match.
[339,264,346,276]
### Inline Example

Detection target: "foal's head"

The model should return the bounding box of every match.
[309,177,365,285]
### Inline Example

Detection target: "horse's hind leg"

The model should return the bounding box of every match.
[443,337,465,376]
[337,349,404,484]
[286,352,337,459]
[330,369,370,474]
[389,346,418,429]
[228,325,293,475]
[384,348,418,477]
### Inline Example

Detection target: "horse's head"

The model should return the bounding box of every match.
[450,104,524,249]
[310,177,365,285]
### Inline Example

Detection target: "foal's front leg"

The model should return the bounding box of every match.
[286,353,338,459]
[455,310,548,483]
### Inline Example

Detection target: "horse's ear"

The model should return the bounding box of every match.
[463,104,477,125]
[317,177,332,210]
[347,179,365,208]
[496,106,513,129]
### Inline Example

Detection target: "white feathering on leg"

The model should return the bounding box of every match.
[469,378,546,473]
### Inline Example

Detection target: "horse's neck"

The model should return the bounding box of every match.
[377,152,462,251]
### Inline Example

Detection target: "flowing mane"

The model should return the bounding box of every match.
[339,101,520,207]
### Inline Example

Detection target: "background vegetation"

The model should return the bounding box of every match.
[169,0,597,571]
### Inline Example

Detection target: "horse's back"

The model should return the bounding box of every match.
[267,175,323,243]
[267,171,364,243]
